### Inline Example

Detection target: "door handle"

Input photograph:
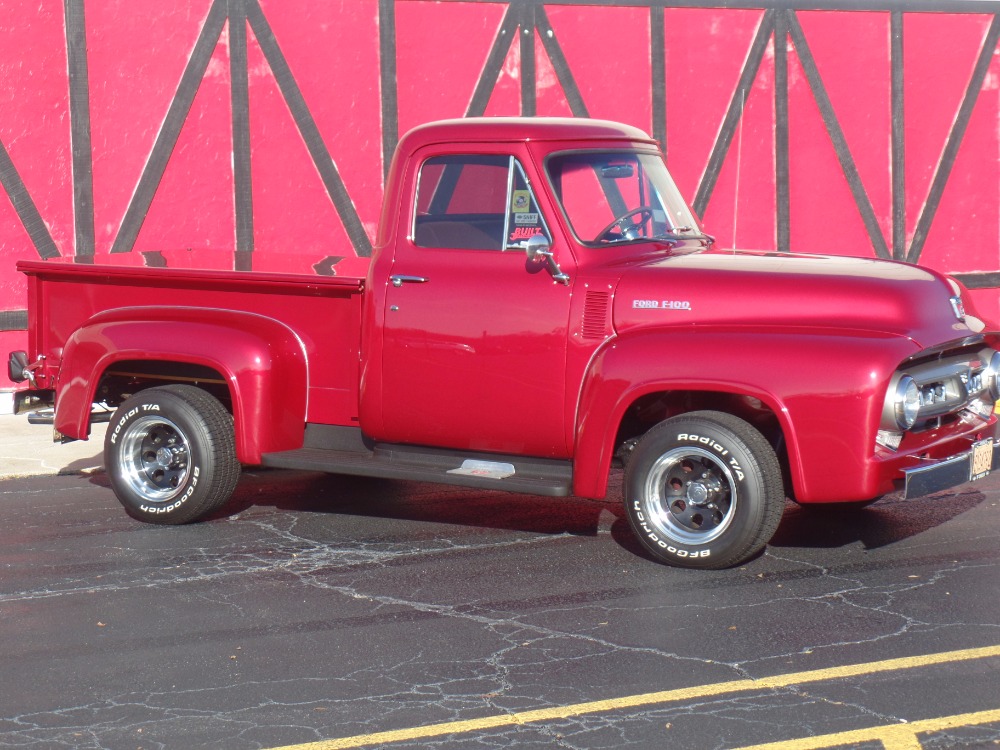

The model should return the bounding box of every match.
[390,275,429,287]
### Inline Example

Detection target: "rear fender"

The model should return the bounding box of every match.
[572,327,917,502]
[56,307,308,464]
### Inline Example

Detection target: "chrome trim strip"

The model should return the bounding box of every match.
[503,155,515,248]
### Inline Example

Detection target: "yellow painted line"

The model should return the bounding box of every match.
[268,644,1000,750]
[732,707,1000,749]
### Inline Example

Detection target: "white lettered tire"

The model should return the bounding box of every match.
[624,411,785,569]
[105,385,240,524]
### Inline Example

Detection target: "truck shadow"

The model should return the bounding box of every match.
[215,468,989,562]
[88,468,988,563]
[220,468,624,539]
[768,490,987,552]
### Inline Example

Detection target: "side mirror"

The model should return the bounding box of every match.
[525,234,551,263]
[525,235,570,285]
[7,350,29,383]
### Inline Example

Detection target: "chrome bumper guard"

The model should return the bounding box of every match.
[903,438,1000,499]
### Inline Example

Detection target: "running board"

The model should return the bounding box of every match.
[27,406,113,426]
[260,425,574,497]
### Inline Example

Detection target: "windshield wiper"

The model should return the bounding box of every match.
[655,230,715,246]
[647,232,707,242]
[596,231,715,247]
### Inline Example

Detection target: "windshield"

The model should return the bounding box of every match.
[546,151,702,246]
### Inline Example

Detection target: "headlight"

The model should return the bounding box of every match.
[894,375,921,429]
[986,351,1000,401]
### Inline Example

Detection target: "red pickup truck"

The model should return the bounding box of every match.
[8,118,1000,569]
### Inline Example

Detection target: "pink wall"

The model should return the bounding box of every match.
[2,1,999,370]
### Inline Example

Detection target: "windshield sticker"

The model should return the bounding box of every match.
[515,212,539,225]
[511,190,531,211]
[633,300,692,310]
[509,227,545,243]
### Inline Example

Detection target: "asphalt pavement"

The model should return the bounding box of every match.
[2,458,1000,749]
[2,405,1000,748]
[0,411,108,479]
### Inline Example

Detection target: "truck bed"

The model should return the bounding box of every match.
[19,259,368,426]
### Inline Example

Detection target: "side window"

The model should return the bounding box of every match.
[505,161,551,250]
[414,155,509,250]
[413,155,550,251]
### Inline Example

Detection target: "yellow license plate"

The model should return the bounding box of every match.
[971,439,994,481]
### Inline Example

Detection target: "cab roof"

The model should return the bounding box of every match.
[398,117,658,151]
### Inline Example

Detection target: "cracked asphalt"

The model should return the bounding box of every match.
[2,466,1000,749]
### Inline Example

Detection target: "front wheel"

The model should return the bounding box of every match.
[105,385,240,524]
[623,411,785,569]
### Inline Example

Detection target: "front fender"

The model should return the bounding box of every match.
[572,326,919,502]
[56,307,308,464]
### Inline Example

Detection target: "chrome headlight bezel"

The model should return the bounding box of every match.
[893,375,921,431]
[986,350,1000,401]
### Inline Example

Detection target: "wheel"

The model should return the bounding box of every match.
[104,384,240,524]
[623,411,785,569]
[597,206,654,242]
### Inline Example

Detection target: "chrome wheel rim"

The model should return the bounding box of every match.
[641,446,737,545]
[119,415,191,503]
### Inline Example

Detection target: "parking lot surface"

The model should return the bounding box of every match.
[1,465,999,749]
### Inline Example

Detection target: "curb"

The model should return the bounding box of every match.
[0,414,107,480]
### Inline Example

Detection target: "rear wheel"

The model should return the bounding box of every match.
[105,385,240,524]
[623,411,785,569]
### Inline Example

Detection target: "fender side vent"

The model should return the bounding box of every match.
[582,290,611,340]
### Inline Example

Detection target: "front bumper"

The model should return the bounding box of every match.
[903,436,1000,499]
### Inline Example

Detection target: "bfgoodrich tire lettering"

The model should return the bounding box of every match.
[105,385,240,524]
[624,410,784,569]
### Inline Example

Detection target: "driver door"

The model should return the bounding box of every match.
[378,150,573,458]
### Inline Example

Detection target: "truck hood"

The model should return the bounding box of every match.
[610,249,977,348]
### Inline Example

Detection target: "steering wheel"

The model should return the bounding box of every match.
[597,207,654,242]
